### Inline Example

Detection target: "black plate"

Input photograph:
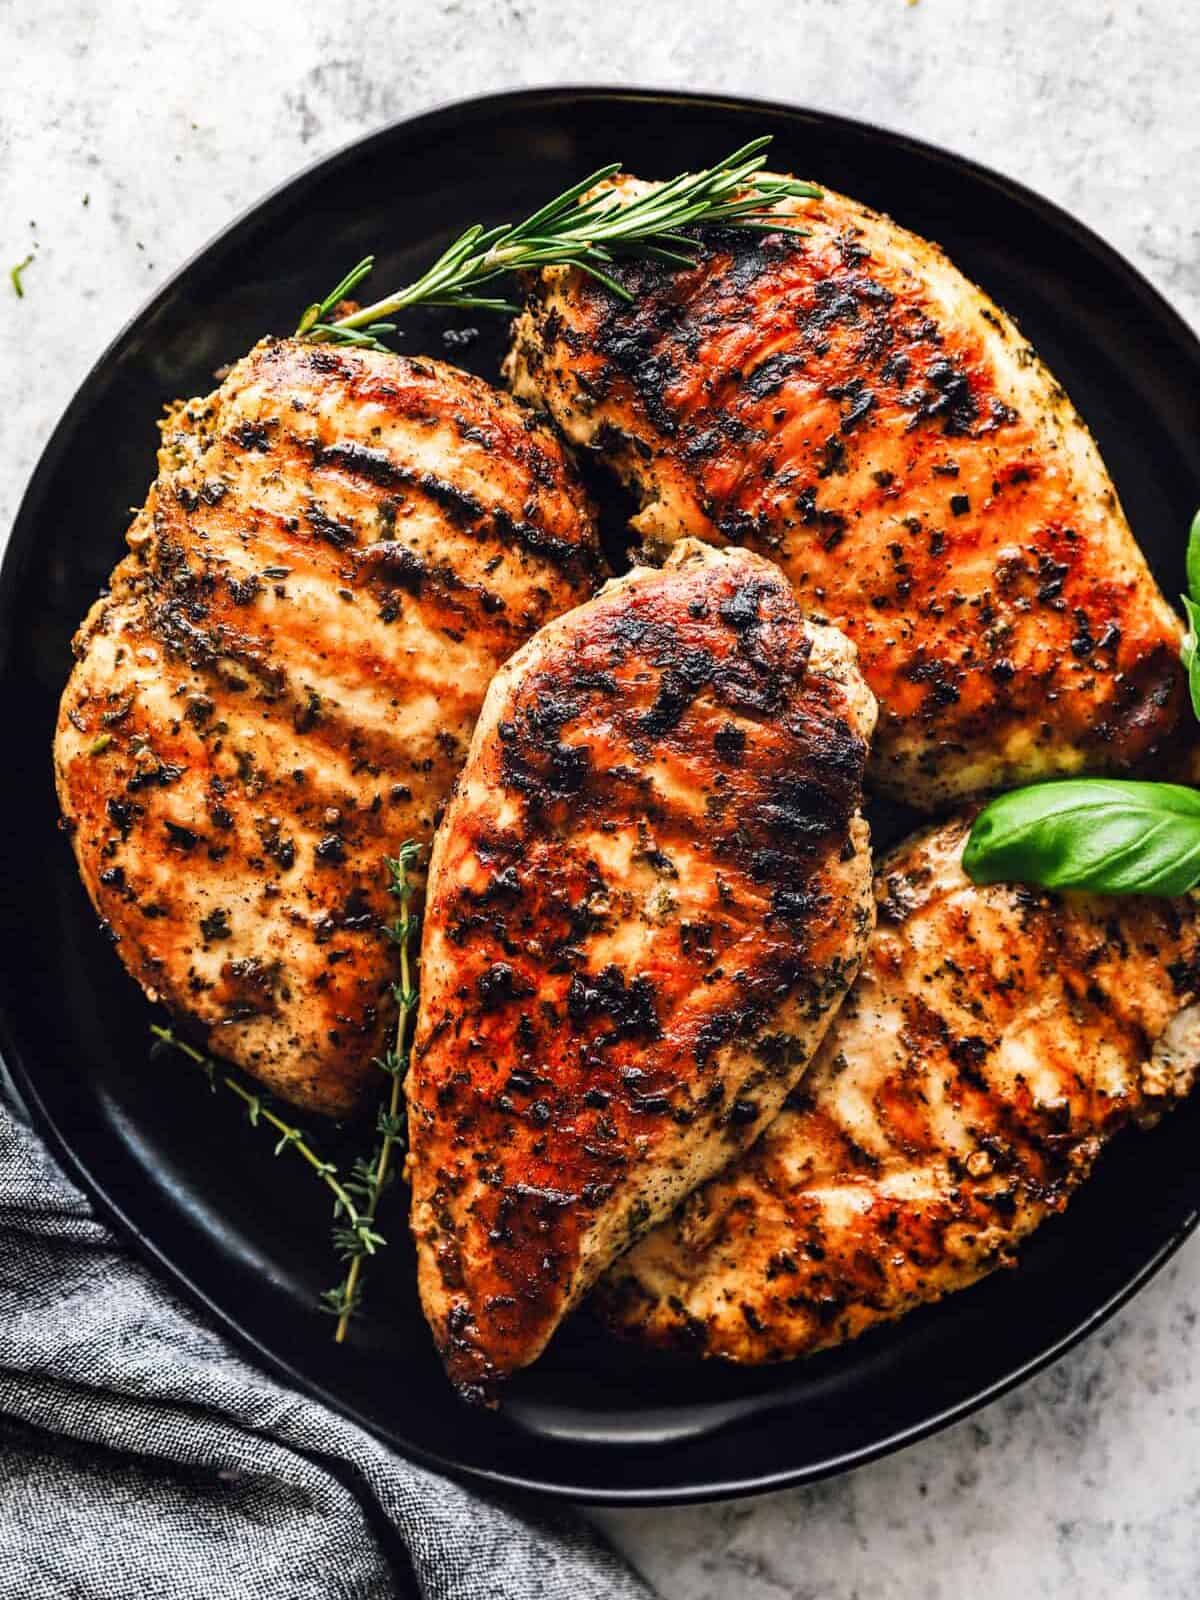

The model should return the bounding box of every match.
[4,87,1200,1505]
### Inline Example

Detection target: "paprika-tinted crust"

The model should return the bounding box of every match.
[598,816,1200,1363]
[406,539,876,1399]
[507,177,1186,806]
[54,338,603,1115]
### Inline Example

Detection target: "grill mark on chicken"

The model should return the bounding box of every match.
[202,418,583,645]
[597,817,1200,1363]
[55,339,603,1115]
[406,540,876,1400]
[144,511,498,739]
[506,178,1187,807]
[310,441,595,579]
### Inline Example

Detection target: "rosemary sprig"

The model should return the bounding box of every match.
[295,136,821,352]
[295,255,398,351]
[149,1024,378,1256]
[323,839,421,1340]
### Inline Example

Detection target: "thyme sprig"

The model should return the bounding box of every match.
[151,847,421,1339]
[296,136,821,352]
[149,1025,377,1255]
[323,839,421,1341]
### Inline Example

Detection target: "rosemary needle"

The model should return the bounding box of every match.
[296,137,820,352]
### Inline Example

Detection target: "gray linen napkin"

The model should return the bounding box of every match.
[0,1092,650,1600]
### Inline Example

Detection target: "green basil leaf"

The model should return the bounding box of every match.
[1187,507,1200,605]
[962,779,1200,896]
[1182,594,1200,721]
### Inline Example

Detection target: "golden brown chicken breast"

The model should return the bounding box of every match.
[406,540,876,1399]
[55,338,603,1115]
[598,816,1200,1363]
[506,178,1186,807]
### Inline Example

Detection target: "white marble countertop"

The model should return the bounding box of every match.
[3,2,1199,1595]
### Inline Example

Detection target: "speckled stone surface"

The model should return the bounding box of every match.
[2,2,1199,1595]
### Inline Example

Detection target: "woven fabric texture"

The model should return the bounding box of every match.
[0,1095,649,1600]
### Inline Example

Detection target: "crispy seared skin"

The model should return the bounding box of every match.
[506,177,1186,806]
[598,817,1200,1363]
[406,540,876,1398]
[54,338,603,1115]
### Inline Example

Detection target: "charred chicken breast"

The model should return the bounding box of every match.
[599,816,1200,1362]
[406,540,876,1397]
[55,338,603,1115]
[506,178,1186,806]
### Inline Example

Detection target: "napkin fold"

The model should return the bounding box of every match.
[0,1091,650,1600]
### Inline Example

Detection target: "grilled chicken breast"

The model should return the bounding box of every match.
[55,338,603,1115]
[599,815,1200,1363]
[406,539,876,1398]
[506,177,1186,807]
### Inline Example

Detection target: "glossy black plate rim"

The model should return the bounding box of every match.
[4,84,1200,1506]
